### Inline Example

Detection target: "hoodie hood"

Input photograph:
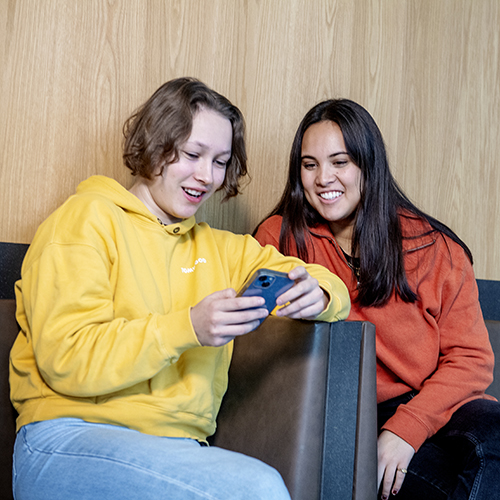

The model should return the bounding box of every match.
[76,176,196,235]
[77,175,153,220]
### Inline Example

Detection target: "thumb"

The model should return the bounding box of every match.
[214,288,237,299]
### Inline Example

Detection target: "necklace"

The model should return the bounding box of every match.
[341,248,360,283]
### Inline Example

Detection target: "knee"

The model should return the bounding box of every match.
[242,459,290,499]
[214,450,291,499]
[457,400,500,448]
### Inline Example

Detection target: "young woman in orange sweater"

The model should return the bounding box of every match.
[254,99,500,500]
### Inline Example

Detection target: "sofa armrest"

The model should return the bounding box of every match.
[212,317,377,500]
[0,299,19,500]
[486,320,500,400]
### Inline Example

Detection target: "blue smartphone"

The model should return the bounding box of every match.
[237,269,294,323]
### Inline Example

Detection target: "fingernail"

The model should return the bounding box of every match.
[382,496,388,500]
[392,489,399,495]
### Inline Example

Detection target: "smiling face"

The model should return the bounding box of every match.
[130,108,233,224]
[300,120,362,242]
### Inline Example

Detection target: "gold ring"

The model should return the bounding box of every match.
[397,468,408,474]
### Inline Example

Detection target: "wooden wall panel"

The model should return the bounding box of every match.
[1,0,499,279]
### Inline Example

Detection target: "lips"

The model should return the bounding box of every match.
[183,187,205,198]
[319,191,342,200]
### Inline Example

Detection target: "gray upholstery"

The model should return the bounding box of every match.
[0,242,29,299]
[478,280,500,321]
[1,299,18,500]
[486,321,500,400]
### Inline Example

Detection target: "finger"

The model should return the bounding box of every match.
[377,463,385,491]
[286,266,308,281]
[381,467,397,500]
[391,467,408,496]
[277,303,321,319]
[277,276,319,306]
[213,288,238,299]
[221,307,269,325]
[200,309,269,346]
[212,319,265,345]
[276,285,324,317]
[208,291,266,313]
[230,295,266,311]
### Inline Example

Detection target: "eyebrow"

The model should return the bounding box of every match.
[301,151,348,161]
[186,141,232,156]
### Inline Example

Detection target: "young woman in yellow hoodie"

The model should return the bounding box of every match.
[10,78,350,500]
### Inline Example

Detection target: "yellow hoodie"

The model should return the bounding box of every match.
[10,176,350,441]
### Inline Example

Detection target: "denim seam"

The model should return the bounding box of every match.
[462,433,484,500]
[405,469,450,497]
[12,447,17,500]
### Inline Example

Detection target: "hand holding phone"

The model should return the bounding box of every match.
[190,266,328,346]
[237,269,294,323]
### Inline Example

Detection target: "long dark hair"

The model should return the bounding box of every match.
[256,99,472,307]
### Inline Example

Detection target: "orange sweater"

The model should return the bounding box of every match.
[255,213,495,451]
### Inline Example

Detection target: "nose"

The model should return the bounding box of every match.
[316,164,336,186]
[194,158,213,185]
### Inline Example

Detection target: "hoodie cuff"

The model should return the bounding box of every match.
[382,406,430,452]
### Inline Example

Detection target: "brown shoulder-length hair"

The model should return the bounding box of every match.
[122,77,247,201]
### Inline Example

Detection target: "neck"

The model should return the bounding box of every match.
[329,221,355,257]
[128,177,179,226]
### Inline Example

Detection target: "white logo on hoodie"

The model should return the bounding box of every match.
[181,258,207,274]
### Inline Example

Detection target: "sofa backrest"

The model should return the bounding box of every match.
[0,242,29,300]
[0,299,18,500]
[485,320,500,399]
[478,279,500,322]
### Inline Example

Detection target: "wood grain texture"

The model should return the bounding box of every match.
[1,0,499,279]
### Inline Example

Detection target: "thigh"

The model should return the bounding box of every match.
[394,399,500,500]
[13,418,291,500]
[439,398,500,442]
[395,437,469,500]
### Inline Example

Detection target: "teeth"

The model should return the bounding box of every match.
[320,191,342,200]
[184,188,203,197]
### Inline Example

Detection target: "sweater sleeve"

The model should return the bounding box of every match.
[382,236,495,451]
[223,229,350,324]
[16,241,201,398]
[253,216,350,321]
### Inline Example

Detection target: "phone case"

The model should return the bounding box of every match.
[237,269,294,320]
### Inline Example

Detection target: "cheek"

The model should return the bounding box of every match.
[355,172,363,198]
[300,170,312,191]
[214,168,226,188]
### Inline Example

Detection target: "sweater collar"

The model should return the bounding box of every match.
[307,213,436,254]
[161,217,196,235]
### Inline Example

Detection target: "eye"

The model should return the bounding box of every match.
[302,162,317,170]
[183,151,199,160]
[333,160,348,167]
[214,158,228,168]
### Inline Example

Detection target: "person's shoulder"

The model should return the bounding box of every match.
[258,215,283,230]
[253,215,283,247]
[399,210,433,236]
[255,215,283,237]
[400,211,471,276]
[55,188,122,229]
[34,178,129,251]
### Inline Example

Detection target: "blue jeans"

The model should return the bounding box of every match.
[13,418,291,500]
[378,395,500,499]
